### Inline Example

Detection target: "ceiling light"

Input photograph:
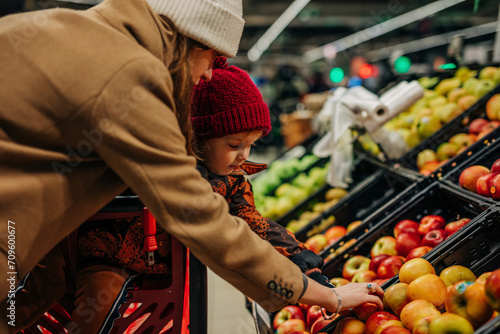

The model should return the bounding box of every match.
[247,0,310,62]
[303,0,466,63]
[366,22,497,62]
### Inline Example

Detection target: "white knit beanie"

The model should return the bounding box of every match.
[145,0,245,57]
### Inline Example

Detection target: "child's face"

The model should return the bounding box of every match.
[205,130,262,175]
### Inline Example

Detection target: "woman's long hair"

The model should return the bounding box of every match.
[159,16,201,157]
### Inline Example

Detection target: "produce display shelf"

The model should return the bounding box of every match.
[276,155,384,228]
[440,134,500,206]
[321,181,493,280]
[322,206,500,333]
[293,160,422,243]
[395,84,500,177]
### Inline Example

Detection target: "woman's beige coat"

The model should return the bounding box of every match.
[0,0,304,320]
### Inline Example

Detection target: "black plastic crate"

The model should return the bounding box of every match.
[321,181,492,280]
[293,163,421,243]
[395,84,500,177]
[277,155,385,228]
[440,136,500,206]
[321,207,500,333]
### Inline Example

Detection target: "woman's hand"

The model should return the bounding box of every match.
[299,278,384,314]
[331,282,384,311]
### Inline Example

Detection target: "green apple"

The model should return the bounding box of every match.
[435,142,459,161]
[417,116,442,139]
[417,149,438,169]
[428,313,474,334]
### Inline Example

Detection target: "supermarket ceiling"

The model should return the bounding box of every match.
[7,0,500,67]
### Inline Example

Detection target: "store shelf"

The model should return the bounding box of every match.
[321,181,492,279]
[440,136,500,206]
[322,206,500,333]
[277,155,384,229]
[395,84,500,177]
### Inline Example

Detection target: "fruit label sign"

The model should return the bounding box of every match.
[5,219,17,327]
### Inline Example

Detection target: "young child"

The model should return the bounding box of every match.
[191,57,325,276]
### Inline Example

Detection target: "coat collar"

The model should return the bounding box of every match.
[197,161,267,178]
[230,161,267,176]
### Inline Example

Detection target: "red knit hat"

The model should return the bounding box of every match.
[191,57,271,139]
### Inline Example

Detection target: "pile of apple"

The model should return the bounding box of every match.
[358,67,500,158]
[459,158,500,200]
[323,214,472,292]
[286,187,348,234]
[304,220,362,255]
[324,260,500,334]
[271,260,500,334]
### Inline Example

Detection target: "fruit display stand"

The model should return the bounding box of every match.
[321,180,492,284]
[322,206,500,333]
[394,84,500,178]
[440,131,500,206]
[277,155,385,230]
[355,67,500,169]
[292,160,424,244]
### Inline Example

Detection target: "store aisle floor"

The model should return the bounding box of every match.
[207,269,258,334]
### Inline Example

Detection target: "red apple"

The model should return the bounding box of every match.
[298,303,312,315]
[380,327,411,334]
[490,173,500,200]
[468,118,489,134]
[444,218,471,237]
[395,232,422,257]
[329,277,350,288]
[476,272,492,285]
[421,229,446,248]
[406,246,433,261]
[311,316,335,334]
[373,278,389,286]
[275,319,308,334]
[491,159,500,174]
[418,215,446,236]
[370,236,397,258]
[485,268,500,311]
[352,270,377,283]
[346,220,362,233]
[325,226,347,244]
[306,305,323,328]
[393,219,419,238]
[342,255,371,280]
[333,317,365,334]
[400,300,440,331]
[305,234,328,254]
[446,281,494,328]
[459,165,491,192]
[486,94,500,120]
[364,311,399,334]
[352,302,380,321]
[273,305,306,329]
[377,256,405,279]
[476,173,496,197]
[369,254,391,273]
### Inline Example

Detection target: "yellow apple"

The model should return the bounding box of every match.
[407,274,448,308]
[399,258,436,284]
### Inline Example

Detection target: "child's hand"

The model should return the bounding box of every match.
[290,249,323,272]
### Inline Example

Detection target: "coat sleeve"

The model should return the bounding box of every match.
[88,57,304,311]
[229,177,307,257]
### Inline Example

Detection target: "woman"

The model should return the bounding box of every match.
[0,0,383,331]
